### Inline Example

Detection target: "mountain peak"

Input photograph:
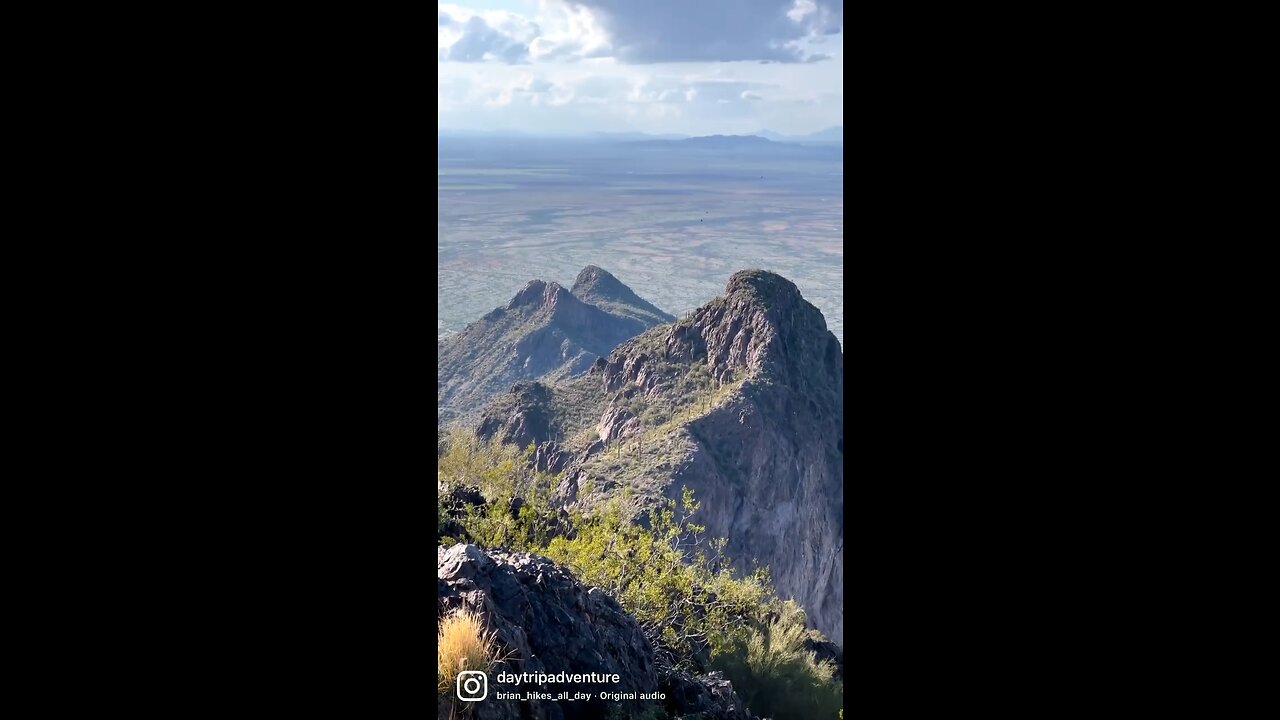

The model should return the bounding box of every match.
[440,273,671,424]
[571,266,623,297]
[688,269,840,393]
[724,269,803,307]
[571,266,675,325]
[508,280,570,310]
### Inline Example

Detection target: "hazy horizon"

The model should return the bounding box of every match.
[438,125,842,136]
[439,0,843,342]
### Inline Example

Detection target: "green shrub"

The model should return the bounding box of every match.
[712,600,842,720]
[539,488,770,668]
[437,431,559,549]
[437,491,448,537]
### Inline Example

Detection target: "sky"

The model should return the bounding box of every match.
[438,0,843,136]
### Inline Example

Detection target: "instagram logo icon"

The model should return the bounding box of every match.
[456,670,487,701]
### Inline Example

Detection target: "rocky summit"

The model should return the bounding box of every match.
[438,544,757,720]
[472,270,844,647]
[438,268,672,424]
[570,265,675,327]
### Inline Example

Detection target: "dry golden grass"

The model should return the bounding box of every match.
[437,607,497,696]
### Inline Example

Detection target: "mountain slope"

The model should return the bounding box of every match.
[438,268,672,424]
[572,265,675,326]
[474,270,844,646]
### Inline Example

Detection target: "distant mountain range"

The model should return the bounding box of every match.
[623,133,842,157]
[585,131,688,141]
[437,129,687,141]
[438,127,843,144]
[628,134,778,149]
[751,127,843,143]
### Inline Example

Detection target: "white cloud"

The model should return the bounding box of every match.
[527,0,611,61]
[439,4,541,63]
[788,0,817,22]
[437,2,842,134]
[560,1,841,63]
[440,1,841,65]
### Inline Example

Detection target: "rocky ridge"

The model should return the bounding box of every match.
[473,270,844,647]
[438,268,672,424]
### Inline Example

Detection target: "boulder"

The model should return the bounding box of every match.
[438,544,757,720]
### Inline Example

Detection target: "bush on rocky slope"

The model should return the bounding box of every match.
[714,600,843,719]
[437,432,561,549]
[436,429,843,719]
[540,487,772,670]
[438,544,753,720]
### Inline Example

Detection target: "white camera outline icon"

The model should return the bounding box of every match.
[456,670,488,701]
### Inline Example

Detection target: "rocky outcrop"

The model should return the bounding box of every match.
[641,272,842,647]
[472,270,844,647]
[438,268,673,424]
[662,671,755,720]
[438,544,756,720]
[474,383,559,450]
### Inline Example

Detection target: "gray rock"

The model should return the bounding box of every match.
[438,544,757,720]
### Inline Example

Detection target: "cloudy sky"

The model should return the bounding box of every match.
[438,0,843,136]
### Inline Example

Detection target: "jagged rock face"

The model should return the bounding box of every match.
[595,407,639,444]
[660,273,842,647]
[438,269,672,424]
[531,440,575,475]
[663,671,756,720]
[675,394,843,649]
[438,544,756,720]
[473,270,844,648]
[438,544,657,720]
[475,383,558,450]
[599,271,841,399]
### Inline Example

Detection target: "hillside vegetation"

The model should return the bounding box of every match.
[437,431,842,719]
